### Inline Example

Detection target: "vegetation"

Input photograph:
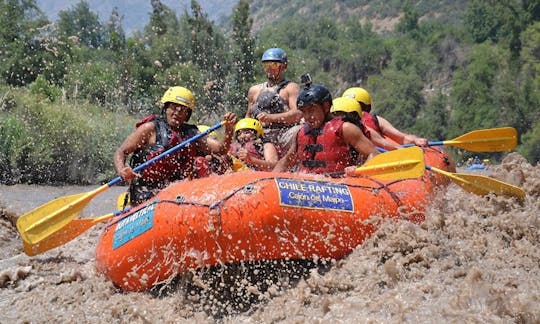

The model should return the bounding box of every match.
[0,0,539,184]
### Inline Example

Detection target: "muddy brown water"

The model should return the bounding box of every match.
[0,152,539,323]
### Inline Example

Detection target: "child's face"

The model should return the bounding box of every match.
[236,129,257,143]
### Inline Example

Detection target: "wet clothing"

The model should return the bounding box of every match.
[362,111,383,136]
[229,140,265,170]
[252,80,300,158]
[128,115,199,205]
[296,118,353,174]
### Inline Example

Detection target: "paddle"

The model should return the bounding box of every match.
[24,147,425,256]
[17,121,224,245]
[350,146,425,180]
[375,147,525,201]
[427,166,525,201]
[22,210,126,256]
[402,127,517,152]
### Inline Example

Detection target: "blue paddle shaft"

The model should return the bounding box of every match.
[107,121,223,187]
[402,141,442,148]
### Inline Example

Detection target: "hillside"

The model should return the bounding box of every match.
[35,0,237,34]
[35,0,469,35]
[247,0,469,33]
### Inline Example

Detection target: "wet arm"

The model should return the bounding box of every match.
[273,140,298,172]
[201,112,238,155]
[244,142,279,171]
[377,116,427,146]
[113,123,154,180]
[343,122,378,163]
[366,126,401,150]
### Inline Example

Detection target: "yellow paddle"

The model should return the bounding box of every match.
[427,166,525,201]
[23,212,119,256]
[375,146,525,200]
[23,147,426,256]
[17,121,224,245]
[403,127,517,152]
[351,146,425,180]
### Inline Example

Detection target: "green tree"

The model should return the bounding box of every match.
[0,0,55,86]
[226,0,255,115]
[106,7,126,52]
[518,121,540,164]
[57,0,104,48]
[464,0,530,57]
[396,2,420,37]
[146,0,178,38]
[367,68,425,130]
[448,43,514,137]
[183,0,229,115]
[410,91,450,140]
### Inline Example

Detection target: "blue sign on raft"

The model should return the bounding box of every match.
[113,202,156,249]
[276,178,354,212]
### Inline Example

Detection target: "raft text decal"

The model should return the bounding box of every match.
[112,202,156,249]
[276,178,354,212]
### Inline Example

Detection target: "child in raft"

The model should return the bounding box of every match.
[228,118,279,171]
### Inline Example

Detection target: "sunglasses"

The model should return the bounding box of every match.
[168,104,190,114]
[262,61,282,69]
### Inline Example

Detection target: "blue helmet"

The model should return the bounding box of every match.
[297,84,332,110]
[261,48,287,64]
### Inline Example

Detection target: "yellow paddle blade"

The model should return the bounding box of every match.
[116,192,130,211]
[444,127,517,152]
[429,167,525,201]
[23,213,114,256]
[353,147,425,181]
[16,184,110,245]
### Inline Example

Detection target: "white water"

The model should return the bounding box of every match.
[0,152,538,323]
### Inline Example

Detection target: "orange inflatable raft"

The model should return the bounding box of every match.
[95,148,454,292]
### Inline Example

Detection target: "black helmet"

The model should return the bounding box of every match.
[297,84,332,110]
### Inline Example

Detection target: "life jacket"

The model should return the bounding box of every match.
[229,140,265,170]
[297,118,352,174]
[362,111,383,136]
[129,115,199,184]
[252,80,290,128]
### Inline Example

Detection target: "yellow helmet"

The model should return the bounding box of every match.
[160,86,195,110]
[342,87,371,106]
[330,97,362,118]
[197,125,217,137]
[234,118,263,137]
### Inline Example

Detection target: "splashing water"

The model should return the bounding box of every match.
[0,153,538,322]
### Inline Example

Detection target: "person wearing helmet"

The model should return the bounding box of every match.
[228,118,279,171]
[342,87,428,147]
[273,84,378,174]
[113,86,237,205]
[246,47,303,158]
[330,97,402,151]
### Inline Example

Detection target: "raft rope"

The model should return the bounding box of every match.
[156,176,410,211]
[106,174,421,230]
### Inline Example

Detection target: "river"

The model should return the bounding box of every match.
[0,152,538,323]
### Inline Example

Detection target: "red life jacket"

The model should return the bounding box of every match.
[130,115,198,183]
[297,118,352,174]
[229,140,265,170]
[362,111,383,136]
